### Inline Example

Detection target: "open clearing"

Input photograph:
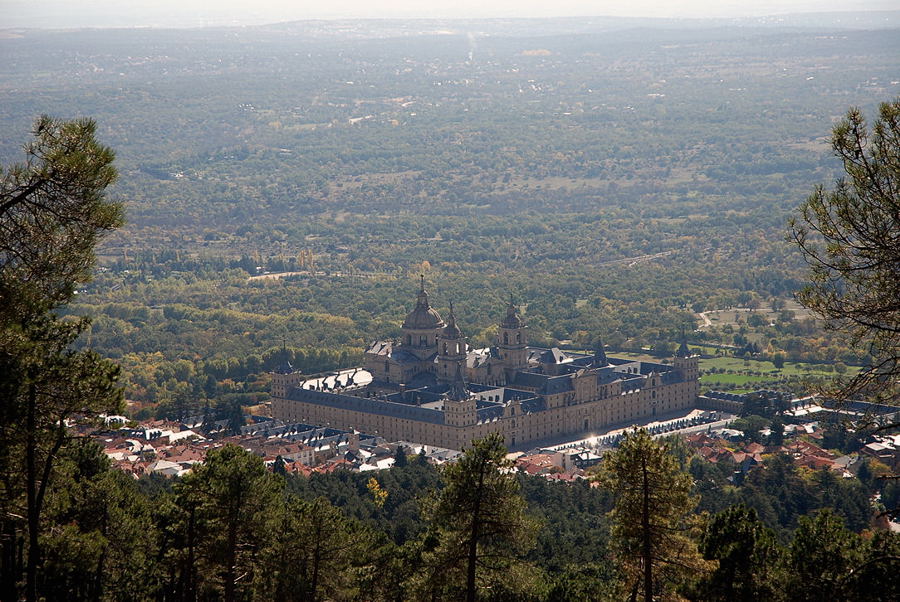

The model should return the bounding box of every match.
[697,300,815,330]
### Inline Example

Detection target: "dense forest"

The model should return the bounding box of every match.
[3,18,897,410]
[21,432,899,601]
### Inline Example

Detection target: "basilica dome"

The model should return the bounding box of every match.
[402,277,445,330]
[403,303,444,330]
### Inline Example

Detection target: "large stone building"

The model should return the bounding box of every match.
[271,278,699,450]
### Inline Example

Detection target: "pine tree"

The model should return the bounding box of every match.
[692,505,785,601]
[790,98,900,403]
[416,433,540,601]
[598,428,709,601]
[784,510,864,602]
[394,444,409,467]
[0,116,124,602]
[170,445,281,602]
[272,454,287,477]
[253,497,377,602]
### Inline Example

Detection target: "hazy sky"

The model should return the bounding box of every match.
[2,0,897,28]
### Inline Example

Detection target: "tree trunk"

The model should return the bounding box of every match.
[311,516,323,602]
[466,458,486,602]
[93,505,109,600]
[641,455,653,602]
[0,519,19,602]
[224,517,238,602]
[25,384,38,602]
[181,502,196,602]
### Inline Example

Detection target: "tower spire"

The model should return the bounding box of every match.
[415,274,430,308]
[675,325,691,358]
[447,362,470,401]
[441,300,462,340]
[276,336,294,374]
[593,337,608,367]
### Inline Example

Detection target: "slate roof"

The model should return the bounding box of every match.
[511,371,550,390]
[275,359,294,374]
[289,388,445,424]
[521,397,547,413]
[596,368,622,385]
[477,405,505,421]
[390,349,421,364]
[407,370,438,388]
[543,375,574,395]
[366,340,393,356]
[446,364,470,401]
[539,348,569,364]
[442,303,462,338]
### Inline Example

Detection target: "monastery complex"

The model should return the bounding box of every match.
[271,279,700,450]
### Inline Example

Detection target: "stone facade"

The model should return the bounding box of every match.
[271,280,700,450]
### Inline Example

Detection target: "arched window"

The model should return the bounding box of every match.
[443,343,448,354]
[420,335,427,346]
[516,332,521,343]
[384,361,390,373]
[503,332,509,345]
[407,335,412,345]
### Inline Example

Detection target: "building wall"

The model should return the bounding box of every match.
[272,361,700,450]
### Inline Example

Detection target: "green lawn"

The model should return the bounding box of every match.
[575,350,855,391]
[700,373,771,386]
[699,355,856,377]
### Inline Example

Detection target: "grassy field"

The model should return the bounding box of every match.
[572,348,853,394]
[699,355,856,376]
[697,355,855,393]
[698,300,815,331]
[700,372,772,387]
[613,351,665,363]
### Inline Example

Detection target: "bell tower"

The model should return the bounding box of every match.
[437,302,467,383]
[673,330,699,382]
[498,295,528,378]
[270,340,303,413]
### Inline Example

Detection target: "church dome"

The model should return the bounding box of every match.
[402,277,445,330]
[404,305,444,330]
